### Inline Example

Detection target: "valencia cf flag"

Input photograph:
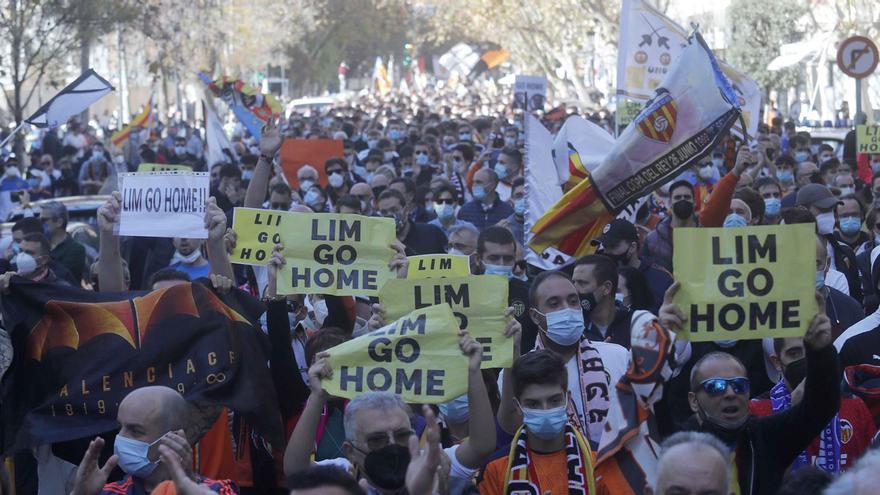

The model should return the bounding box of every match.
[0,280,283,454]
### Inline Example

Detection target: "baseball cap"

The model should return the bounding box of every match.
[796,184,842,209]
[591,219,638,247]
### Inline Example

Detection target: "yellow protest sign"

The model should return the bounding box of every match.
[137,163,193,172]
[380,275,512,368]
[230,207,289,265]
[672,224,819,342]
[268,211,395,296]
[323,304,467,403]
[857,125,880,154]
[407,254,470,279]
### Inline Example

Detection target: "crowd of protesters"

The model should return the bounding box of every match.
[0,81,879,495]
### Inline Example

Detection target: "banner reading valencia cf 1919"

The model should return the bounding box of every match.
[593,31,740,212]
[0,280,283,454]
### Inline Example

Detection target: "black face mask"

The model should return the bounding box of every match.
[697,408,743,447]
[363,444,410,491]
[606,250,630,266]
[672,200,695,219]
[782,357,807,387]
[372,185,387,198]
[580,293,597,318]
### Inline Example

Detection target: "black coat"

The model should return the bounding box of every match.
[683,344,840,495]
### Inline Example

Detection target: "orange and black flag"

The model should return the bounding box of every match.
[0,280,282,456]
[529,174,614,257]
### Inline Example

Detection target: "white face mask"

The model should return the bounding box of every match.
[312,298,328,326]
[172,248,202,265]
[815,212,835,235]
[13,252,38,276]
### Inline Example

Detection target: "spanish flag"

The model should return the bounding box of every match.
[529,175,614,257]
[111,96,152,148]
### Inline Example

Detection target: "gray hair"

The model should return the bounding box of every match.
[343,391,411,442]
[448,223,479,239]
[657,431,731,491]
[41,201,68,227]
[823,447,880,495]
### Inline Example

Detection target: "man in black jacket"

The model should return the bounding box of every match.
[661,296,840,495]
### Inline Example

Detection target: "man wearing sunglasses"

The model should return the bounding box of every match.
[661,285,840,495]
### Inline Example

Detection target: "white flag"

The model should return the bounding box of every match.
[551,115,615,188]
[597,31,740,211]
[523,114,572,270]
[26,69,114,128]
[617,0,760,139]
[203,96,236,167]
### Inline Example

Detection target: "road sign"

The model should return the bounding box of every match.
[837,36,879,79]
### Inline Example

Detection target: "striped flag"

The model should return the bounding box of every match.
[111,96,153,148]
[530,31,739,257]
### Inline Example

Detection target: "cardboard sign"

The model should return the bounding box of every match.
[380,275,512,368]
[407,254,470,279]
[323,304,467,403]
[256,211,396,296]
[513,75,547,112]
[280,139,344,189]
[672,224,819,342]
[118,172,209,239]
[857,125,880,154]
[137,163,193,173]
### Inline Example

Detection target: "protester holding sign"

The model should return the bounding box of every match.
[660,282,841,494]
[282,323,497,493]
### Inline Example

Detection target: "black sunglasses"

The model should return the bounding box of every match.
[699,377,750,396]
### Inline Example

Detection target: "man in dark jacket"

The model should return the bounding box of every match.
[670,305,840,494]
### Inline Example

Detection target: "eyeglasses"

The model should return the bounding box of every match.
[699,377,750,396]
[415,150,429,156]
[434,198,456,205]
[362,428,415,451]
[327,169,344,175]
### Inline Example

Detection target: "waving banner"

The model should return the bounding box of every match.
[0,281,282,453]
[198,73,281,142]
[323,305,466,403]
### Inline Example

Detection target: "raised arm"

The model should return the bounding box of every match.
[283,351,331,476]
[245,119,283,208]
[204,197,235,280]
[96,192,125,292]
[497,308,524,435]
[452,330,495,469]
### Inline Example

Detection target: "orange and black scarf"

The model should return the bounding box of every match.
[502,424,596,495]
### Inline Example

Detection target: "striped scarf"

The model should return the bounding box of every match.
[503,424,596,495]
[769,380,840,474]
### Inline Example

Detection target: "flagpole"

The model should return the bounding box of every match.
[0,122,27,149]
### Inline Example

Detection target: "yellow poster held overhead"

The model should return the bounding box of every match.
[672,224,819,342]
[137,163,193,172]
[856,125,880,154]
[380,275,512,368]
[278,212,395,296]
[323,304,467,403]
[230,207,291,265]
[407,254,470,279]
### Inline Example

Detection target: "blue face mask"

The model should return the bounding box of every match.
[521,405,568,439]
[438,394,469,424]
[304,190,322,209]
[114,435,160,478]
[712,157,724,168]
[459,133,471,141]
[764,198,781,217]
[433,202,455,219]
[388,129,402,140]
[839,216,862,235]
[416,153,429,165]
[484,263,513,278]
[472,185,487,201]
[815,270,826,289]
[794,151,810,163]
[494,163,509,180]
[367,139,379,149]
[777,170,794,183]
[542,307,585,346]
[514,198,526,216]
[723,213,748,228]
[241,170,254,181]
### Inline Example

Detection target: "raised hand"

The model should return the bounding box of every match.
[72,437,118,495]
[308,351,332,399]
[658,281,687,333]
[260,118,283,158]
[204,197,227,242]
[405,405,442,495]
[368,303,387,331]
[97,191,122,233]
[459,330,483,371]
[389,240,408,278]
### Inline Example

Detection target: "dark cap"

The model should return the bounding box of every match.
[365,149,383,163]
[591,219,638,247]
[796,184,842,209]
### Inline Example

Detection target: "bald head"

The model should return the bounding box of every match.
[118,386,188,442]
[350,182,371,197]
